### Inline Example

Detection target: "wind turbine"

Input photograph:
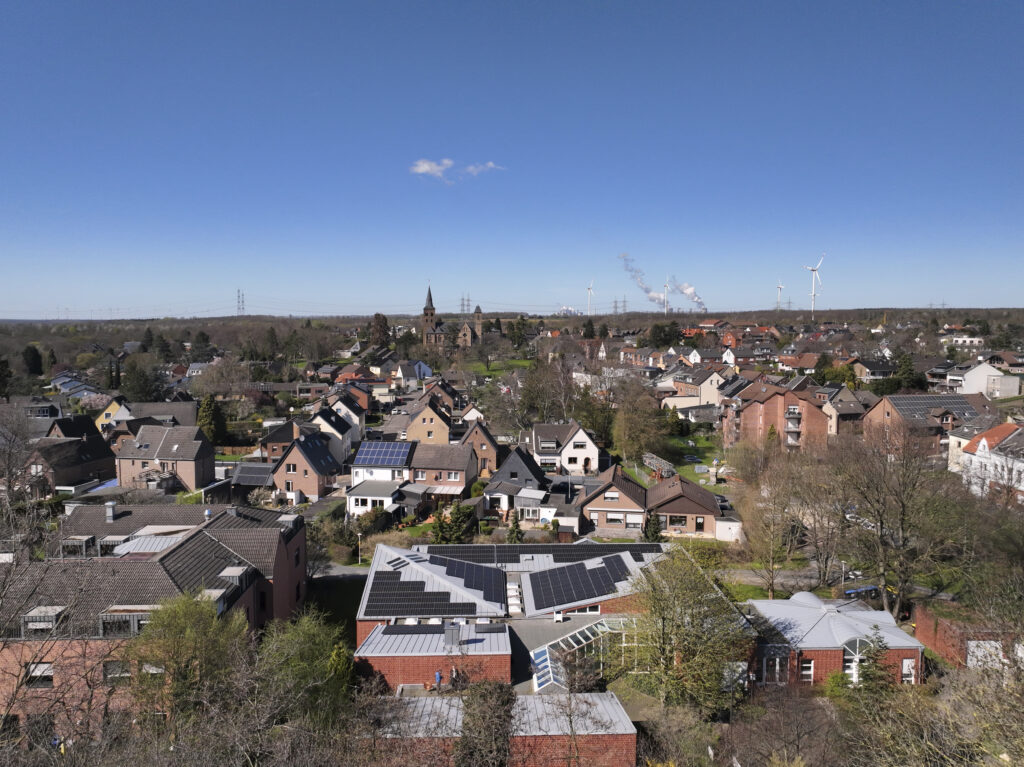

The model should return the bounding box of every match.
[775,279,785,312]
[587,280,595,316]
[803,254,824,320]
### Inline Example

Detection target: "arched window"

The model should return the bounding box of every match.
[843,638,872,684]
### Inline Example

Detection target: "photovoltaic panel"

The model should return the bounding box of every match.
[422,543,663,566]
[353,441,413,467]
[381,624,446,635]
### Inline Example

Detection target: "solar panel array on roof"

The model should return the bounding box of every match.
[530,562,617,611]
[474,624,508,634]
[422,543,663,565]
[353,441,413,467]
[362,571,478,617]
[888,395,977,421]
[428,555,505,603]
[381,624,446,635]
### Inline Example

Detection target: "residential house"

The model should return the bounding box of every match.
[271,432,341,503]
[984,352,1024,376]
[96,399,198,434]
[528,421,600,474]
[459,420,500,477]
[260,419,318,463]
[722,384,830,452]
[346,480,403,517]
[404,397,452,445]
[862,393,990,458]
[745,592,923,686]
[946,414,1004,472]
[579,466,731,540]
[116,425,215,493]
[350,441,415,484]
[959,423,1024,506]
[409,444,477,502]
[105,417,161,454]
[0,503,306,740]
[952,362,1021,399]
[326,390,367,436]
[25,428,115,498]
[309,407,355,465]
[852,359,897,384]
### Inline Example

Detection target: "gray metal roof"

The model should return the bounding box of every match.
[355,622,511,657]
[746,592,923,650]
[384,693,634,738]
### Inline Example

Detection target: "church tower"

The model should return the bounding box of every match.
[474,305,483,340]
[423,286,436,344]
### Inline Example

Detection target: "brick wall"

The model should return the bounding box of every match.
[355,652,511,689]
[356,620,387,645]
[510,732,636,767]
[373,732,636,767]
[766,647,923,685]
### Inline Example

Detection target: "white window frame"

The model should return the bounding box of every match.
[799,659,814,683]
[25,662,54,689]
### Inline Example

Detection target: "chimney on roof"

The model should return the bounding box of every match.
[204,508,212,521]
[104,501,117,523]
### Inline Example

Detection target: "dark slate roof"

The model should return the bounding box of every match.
[311,407,352,436]
[490,447,548,489]
[33,436,114,468]
[157,530,252,594]
[47,415,102,439]
[646,473,719,515]
[262,419,317,445]
[279,433,342,476]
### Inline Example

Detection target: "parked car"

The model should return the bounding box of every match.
[683,455,701,463]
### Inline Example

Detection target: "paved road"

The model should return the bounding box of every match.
[719,567,822,591]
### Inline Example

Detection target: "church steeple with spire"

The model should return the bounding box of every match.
[422,285,436,344]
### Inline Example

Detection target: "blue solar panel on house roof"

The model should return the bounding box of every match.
[353,441,412,467]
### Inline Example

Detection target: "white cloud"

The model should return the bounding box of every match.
[409,158,454,180]
[465,161,505,176]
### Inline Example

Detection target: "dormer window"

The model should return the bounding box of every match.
[23,606,68,638]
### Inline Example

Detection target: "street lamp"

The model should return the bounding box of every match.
[357,532,363,565]
[840,560,847,593]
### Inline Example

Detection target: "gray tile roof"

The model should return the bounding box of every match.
[117,425,211,462]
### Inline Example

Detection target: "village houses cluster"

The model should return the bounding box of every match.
[0,291,1021,762]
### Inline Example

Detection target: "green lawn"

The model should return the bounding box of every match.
[465,358,534,375]
[402,521,434,537]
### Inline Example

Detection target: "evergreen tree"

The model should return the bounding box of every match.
[44,348,57,372]
[506,513,525,544]
[141,326,154,352]
[197,395,227,446]
[113,359,121,389]
[154,334,173,362]
[21,345,42,376]
[598,323,609,338]
[642,511,665,542]
[369,313,391,347]
[0,357,10,398]
[264,326,279,359]
[583,319,595,339]
[120,359,159,401]
[105,361,114,389]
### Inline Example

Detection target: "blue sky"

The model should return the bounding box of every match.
[1,2,1021,318]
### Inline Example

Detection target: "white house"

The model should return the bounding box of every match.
[347,480,403,517]
[960,424,1024,505]
[529,421,601,475]
[956,363,1021,399]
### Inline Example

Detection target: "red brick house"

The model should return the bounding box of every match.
[745,592,924,686]
[271,432,341,503]
[723,385,829,452]
[0,504,306,742]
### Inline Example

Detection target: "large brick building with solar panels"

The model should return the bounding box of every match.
[354,542,668,693]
